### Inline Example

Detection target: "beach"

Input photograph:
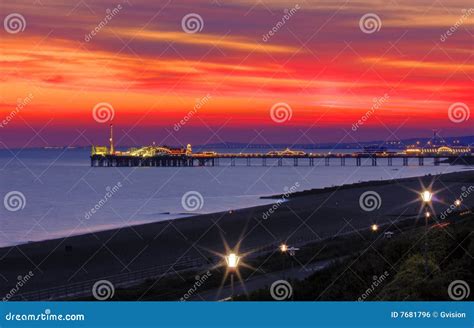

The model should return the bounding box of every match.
[1,170,473,299]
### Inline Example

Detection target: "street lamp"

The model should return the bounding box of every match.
[287,246,299,301]
[225,253,240,270]
[421,190,433,203]
[420,190,433,277]
[370,224,379,243]
[279,244,288,279]
[279,244,299,301]
[453,199,462,236]
[225,252,240,300]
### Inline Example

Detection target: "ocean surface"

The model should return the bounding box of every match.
[1,148,472,247]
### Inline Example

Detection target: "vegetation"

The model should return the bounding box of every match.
[236,214,473,301]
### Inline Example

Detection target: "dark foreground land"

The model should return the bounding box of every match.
[1,170,473,300]
[235,215,473,301]
[110,212,473,301]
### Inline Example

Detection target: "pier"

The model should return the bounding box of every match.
[90,125,473,168]
[91,152,474,168]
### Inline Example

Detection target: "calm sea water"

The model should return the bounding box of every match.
[0,148,472,247]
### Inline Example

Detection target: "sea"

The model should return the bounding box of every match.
[0,148,472,247]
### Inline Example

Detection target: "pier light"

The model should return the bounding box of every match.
[420,190,433,203]
[425,211,431,218]
[371,224,379,232]
[279,244,288,253]
[225,253,240,270]
[454,199,461,207]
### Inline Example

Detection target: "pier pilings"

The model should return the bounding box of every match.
[91,154,458,168]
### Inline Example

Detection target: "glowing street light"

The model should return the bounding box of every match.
[420,190,433,277]
[225,253,240,270]
[279,243,289,279]
[453,199,462,236]
[225,252,240,301]
[421,190,433,203]
[370,224,379,243]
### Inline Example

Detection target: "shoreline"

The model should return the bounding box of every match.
[263,168,474,199]
[3,167,473,250]
[1,169,473,297]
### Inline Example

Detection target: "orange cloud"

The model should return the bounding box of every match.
[110,29,300,54]
[363,57,474,72]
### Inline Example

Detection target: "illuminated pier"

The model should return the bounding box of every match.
[90,125,473,167]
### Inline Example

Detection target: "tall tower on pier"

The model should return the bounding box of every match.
[109,124,115,155]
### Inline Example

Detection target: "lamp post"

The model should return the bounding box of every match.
[279,243,288,278]
[287,246,299,301]
[225,252,240,300]
[421,190,433,277]
[370,223,379,242]
[454,199,461,235]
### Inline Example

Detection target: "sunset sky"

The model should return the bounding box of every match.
[1,0,473,148]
